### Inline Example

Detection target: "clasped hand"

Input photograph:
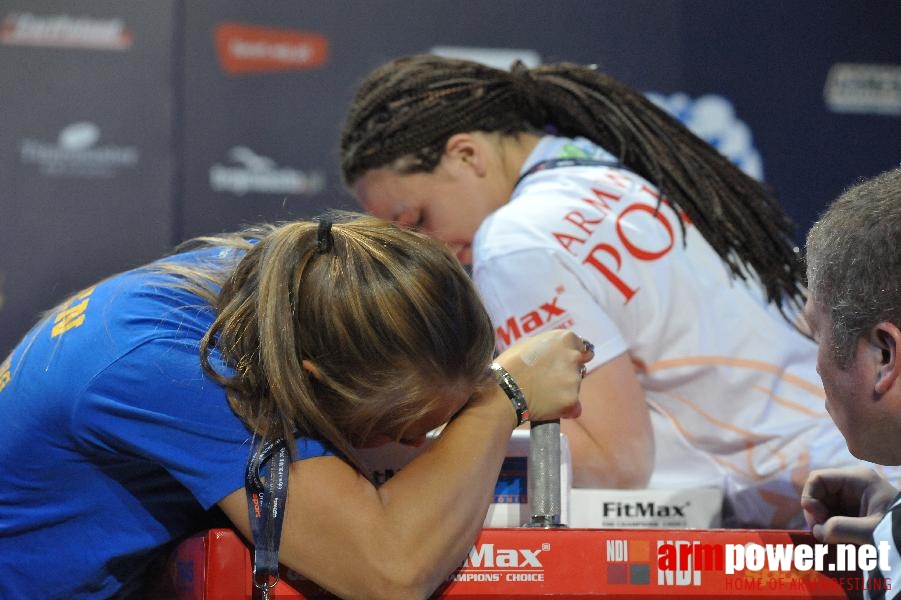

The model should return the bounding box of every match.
[493,330,594,422]
[801,467,899,545]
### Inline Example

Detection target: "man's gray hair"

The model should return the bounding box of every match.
[806,165,901,367]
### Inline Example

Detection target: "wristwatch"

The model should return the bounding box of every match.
[489,362,530,428]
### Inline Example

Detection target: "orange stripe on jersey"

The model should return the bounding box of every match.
[652,398,787,482]
[751,384,826,417]
[636,355,825,401]
[668,393,771,441]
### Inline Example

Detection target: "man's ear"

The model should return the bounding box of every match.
[872,322,901,395]
[302,359,323,381]
[445,133,487,176]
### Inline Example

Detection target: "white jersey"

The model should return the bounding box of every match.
[472,135,896,527]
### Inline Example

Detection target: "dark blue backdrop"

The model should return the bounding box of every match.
[1,0,899,354]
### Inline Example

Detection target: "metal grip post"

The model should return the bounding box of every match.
[526,419,563,527]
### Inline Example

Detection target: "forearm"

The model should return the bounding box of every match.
[370,391,514,594]
[227,392,515,600]
[563,353,653,488]
[563,417,653,488]
[220,329,588,600]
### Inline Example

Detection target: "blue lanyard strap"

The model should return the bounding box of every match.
[513,157,623,190]
[245,438,290,596]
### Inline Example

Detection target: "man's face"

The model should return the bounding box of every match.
[803,295,898,463]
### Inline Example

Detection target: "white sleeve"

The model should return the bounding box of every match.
[473,247,628,371]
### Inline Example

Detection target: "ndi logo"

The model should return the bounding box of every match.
[607,539,701,586]
[656,540,704,586]
[605,539,651,586]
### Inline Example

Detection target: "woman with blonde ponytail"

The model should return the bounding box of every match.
[0,212,590,599]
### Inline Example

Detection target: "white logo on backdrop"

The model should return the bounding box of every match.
[0,12,132,50]
[209,146,326,197]
[824,63,901,116]
[430,46,542,70]
[647,93,764,181]
[20,122,139,178]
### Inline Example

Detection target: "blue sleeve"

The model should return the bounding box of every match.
[72,337,334,508]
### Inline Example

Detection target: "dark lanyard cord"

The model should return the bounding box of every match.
[245,438,290,599]
[513,157,623,190]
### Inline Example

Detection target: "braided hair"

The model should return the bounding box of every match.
[341,54,806,314]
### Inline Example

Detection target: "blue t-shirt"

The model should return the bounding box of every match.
[0,248,333,598]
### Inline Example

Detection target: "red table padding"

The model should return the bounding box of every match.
[162,527,867,599]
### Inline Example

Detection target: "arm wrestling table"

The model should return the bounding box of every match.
[157,421,867,599]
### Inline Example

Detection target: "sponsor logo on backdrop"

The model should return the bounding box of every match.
[20,122,139,178]
[430,46,541,70]
[209,146,326,197]
[646,92,764,181]
[824,63,901,116]
[214,22,328,75]
[0,12,132,50]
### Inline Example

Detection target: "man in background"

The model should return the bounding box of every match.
[801,165,901,596]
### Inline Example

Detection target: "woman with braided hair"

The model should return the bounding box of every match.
[341,54,898,528]
[0,213,590,599]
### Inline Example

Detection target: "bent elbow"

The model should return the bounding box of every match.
[356,567,435,600]
[574,453,653,488]
[619,449,654,488]
[342,547,446,600]
[619,465,652,489]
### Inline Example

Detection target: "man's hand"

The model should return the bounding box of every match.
[801,467,898,544]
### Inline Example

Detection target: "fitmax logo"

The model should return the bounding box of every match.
[496,295,568,347]
[603,502,689,518]
[464,543,545,568]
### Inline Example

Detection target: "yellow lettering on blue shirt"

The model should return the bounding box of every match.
[0,357,10,393]
[50,286,95,339]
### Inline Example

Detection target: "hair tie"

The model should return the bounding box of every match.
[316,219,334,254]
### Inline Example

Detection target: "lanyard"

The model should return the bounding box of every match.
[245,438,290,600]
[513,157,623,190]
